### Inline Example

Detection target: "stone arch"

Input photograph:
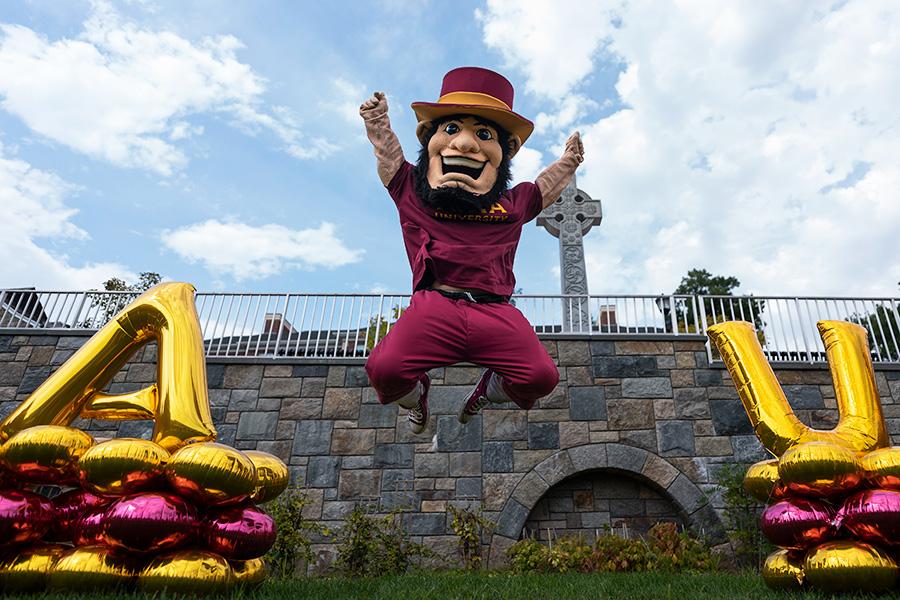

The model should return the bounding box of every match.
[487,443,725,566]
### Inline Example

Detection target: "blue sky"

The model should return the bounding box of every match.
[1,1,898,297]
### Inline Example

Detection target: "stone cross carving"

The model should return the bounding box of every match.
[536,174,602,331]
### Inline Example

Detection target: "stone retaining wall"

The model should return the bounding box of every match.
[0,332,897,567]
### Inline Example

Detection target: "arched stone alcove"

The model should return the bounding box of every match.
[487,443,725,567]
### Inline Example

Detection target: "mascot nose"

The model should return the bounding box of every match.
[449,130,479,153]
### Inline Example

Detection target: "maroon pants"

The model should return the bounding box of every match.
[365,290,559,410]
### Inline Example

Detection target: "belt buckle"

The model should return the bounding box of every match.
[463,291,477,303]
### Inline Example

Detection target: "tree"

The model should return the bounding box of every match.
[673,268,766,334]
[85,272,162,327]
[850,304,900,361]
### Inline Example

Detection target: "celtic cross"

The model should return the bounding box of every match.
[536,174,602,331]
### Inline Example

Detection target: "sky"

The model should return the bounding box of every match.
[0,0,898,297]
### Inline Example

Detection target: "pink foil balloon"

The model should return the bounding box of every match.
[760,497,835,550]
[205,505,276,560]
[0,489,54,546]
[46,489,110,543]
[837,489,900,547]
[103,492,198,554]
[73,507,107,547]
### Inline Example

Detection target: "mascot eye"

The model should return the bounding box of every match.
[476,128,493,141]
[444,123,460,135]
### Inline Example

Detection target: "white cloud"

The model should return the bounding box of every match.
[0,144,135,289]
[482,1,900,297]
[0,2,335,175]
[510,146,544,184]
[162,220,364,281]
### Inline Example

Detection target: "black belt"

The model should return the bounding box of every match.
[428,287,509,304]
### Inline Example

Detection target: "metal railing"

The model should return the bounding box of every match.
[0,288,897,365]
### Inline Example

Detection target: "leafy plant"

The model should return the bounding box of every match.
[447,504,495,570]
[716,463,771,569]
[366,305,405,350]
[334,506,433,577]
[265,487,331,579]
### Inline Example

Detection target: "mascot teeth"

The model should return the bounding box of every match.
[442,157,485,169]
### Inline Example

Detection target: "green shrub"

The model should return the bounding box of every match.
[715,463,771,569]
[265,487,331,579]
[447,505,495,570]
[507,523,718,574]
[334,506,434,577]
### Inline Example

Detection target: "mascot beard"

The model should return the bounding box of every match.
[414,115,513,215]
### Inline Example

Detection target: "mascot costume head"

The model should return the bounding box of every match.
[411,67,535,214]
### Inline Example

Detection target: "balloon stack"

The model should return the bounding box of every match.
[0,283,289,593]
[709,320,900,594]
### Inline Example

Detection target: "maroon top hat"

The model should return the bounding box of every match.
[411,66,534,148]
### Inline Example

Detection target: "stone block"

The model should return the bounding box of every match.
[559,422,590,449]
[338,469,380,499]
[331,429,376,455]
[622,377,672,398]
[326,366,346,387]
[483,410,527,440]
[449,452,481,476]
[496,500,530,538]
[300,377,326,398]
[653,399,676,419]
[590,341,615,355]
[784,385,824,409]
[483,442,514,472]
[236,412,278,440]
[444,366,481,385]
[593,356,658,378]
[606,399,654,429]
[641,454,679,488]
[381,491,415,511]
[607,443,647,473]
[666,474,705,513]
[709,399,753,435]
[264,365,293,378]
[373,443,414,468]
[18,366,52,394]
[306,456,340,487]
[344,366,369,387]
[281,398,322,420]
[656,355,676,369]
[381,469,415,492]
[358,404,397,428]
[695,436,733,457]
[57,336,86,350]
[569,386,606,420]
[403,513,446,535]
[731,435,768,463]
[534,450,576,485]
[694,369,723,386]
[528,422,559,450]
[619,429,657,452]
[208,389,231,408]
[558,341,590,365]
[566,366,593,386]
[513,449,554,471]
[673,388,709,419]
[260,378,302,398]
[415,453,449,478]
[428,385,470,415]
[342,455,374,469]
[224,365,263,389]
[322,388,361,419]
[292,420,333,455]
[538,383,567,408]
[670,369,695,387]
[322,501,356,520]
[292,365,329,378]
[125,363,156,383]
[616,341,673,355]
[206,364,225,388]
[656,420,695,456]
[228,389,258,411]
[436,415,482,452]
[456,477,482,498]
[257,397,281,411]
[568,444,607,472]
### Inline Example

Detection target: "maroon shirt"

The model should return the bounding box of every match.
[386,161,544,297]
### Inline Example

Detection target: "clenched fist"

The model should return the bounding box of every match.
[564,131,584,164]
[360,91,389,119]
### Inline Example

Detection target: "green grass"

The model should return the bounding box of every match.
[6,572,900,600]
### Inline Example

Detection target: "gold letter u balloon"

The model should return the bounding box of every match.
[0,282,216,451]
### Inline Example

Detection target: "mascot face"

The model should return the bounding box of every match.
[426,116,504,195]
[416,115,512,215]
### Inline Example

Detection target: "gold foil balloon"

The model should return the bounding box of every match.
[761,549,804,590]
[0,544,68,592]
[860,446,900,489]
[49,546,134,591]
[778,441,862,497]
[245,450,289,503]
[166,442,256,506]
[743,459,786,502]
[230,558,266,587]
[804,541,898,593]
[79,438,169,495]
[706,320,888,456]
[0,283,216,452]
[0,425,94,483]
[139,550,232,594]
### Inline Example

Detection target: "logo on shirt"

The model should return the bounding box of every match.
[432,202,510,222]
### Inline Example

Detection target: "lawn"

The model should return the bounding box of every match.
[7,572,898,600]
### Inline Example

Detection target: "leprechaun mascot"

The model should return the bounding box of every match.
[360,67,584,433]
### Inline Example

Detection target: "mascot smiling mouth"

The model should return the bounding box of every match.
[415,115,512,215]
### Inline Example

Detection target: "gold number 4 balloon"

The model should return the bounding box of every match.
[0,283,216,452]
